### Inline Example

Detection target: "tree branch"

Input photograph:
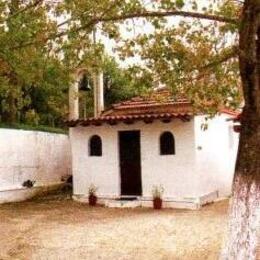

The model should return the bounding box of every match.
[6,8,239,51]
[202,45,239,70]
[178,45,239,82]
[56,10,237,44]
[7,0,124,51]
[5,0,44,22]
[96,10,238,25]
[55,10,238,42]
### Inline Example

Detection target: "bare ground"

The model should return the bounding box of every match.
[0,198,230,260]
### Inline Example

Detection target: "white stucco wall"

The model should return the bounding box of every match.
[71,114,239,201]
[70,119,207,199]
[194,114,239,197]
[0,129,71,192]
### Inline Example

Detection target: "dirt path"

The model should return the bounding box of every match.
[0,199,229,260]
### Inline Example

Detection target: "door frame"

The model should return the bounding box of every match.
[118,130,142,197]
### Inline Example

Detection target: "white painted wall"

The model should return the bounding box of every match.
[71,114,239,201]
[194,114,239,197]
[70,119,205,199]
[0,129,71,192]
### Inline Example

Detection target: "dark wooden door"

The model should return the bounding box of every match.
[119,131,142,196]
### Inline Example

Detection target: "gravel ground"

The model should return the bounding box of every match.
[0,198,229,260]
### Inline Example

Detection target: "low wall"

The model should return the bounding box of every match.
[0,129,71,203]
[0,183,64,204]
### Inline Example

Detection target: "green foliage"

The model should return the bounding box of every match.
[0,1,71,127]
[0,0,153,126]
[103,57,152,108]
[24,109,40,126]
[79,57,153,117]
[88,183,98,196]
[152,185,164,199]
[0,0,242,127]
[115,1,242,113]
[0,122,67,134]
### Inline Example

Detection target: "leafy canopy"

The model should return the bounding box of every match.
[0,0,242,126]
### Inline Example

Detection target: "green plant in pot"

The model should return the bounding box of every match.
[152,185,164,210]
[88,184,98,206]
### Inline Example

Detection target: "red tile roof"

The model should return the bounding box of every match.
[67,88,240,127]
[67,89,194,127]
[102,89,193,117]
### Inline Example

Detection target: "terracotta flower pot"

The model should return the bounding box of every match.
[153,198,162,209]
[88,194,97,206]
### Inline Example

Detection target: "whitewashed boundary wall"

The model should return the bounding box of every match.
[0,129,71,203]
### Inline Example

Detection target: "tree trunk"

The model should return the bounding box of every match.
[221,1,260,259]
[221,134,260,259]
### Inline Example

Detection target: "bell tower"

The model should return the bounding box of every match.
[69,69,104,120]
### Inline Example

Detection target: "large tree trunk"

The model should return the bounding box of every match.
[221,1,260,259]
[221,132,260,259]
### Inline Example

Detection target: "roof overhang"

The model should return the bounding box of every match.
[66,113,193,127]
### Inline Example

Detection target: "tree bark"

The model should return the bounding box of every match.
[221,1,260,259]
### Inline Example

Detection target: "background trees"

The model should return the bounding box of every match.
[0,1,243,127]
[0,0,151,127]
[0,1,70,126]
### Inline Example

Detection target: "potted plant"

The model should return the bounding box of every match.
[152,185,164,209]
[88,184,98,206]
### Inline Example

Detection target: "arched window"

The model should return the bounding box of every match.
[160,132,175,155]
[89,135,102,156]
